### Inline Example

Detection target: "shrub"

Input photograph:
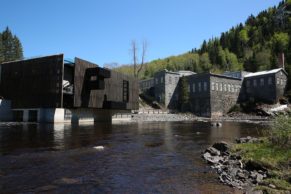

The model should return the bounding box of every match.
[269,115,291,148]
[228,104,241,113]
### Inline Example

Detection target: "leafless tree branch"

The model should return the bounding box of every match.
[131,40,147,78]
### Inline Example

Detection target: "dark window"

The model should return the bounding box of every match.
[28,110,38,122]
[13,110,23,121]
[123,80,129,102]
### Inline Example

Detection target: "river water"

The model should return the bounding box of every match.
[0,121,267,193]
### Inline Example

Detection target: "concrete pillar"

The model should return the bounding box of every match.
[23,110,29,122]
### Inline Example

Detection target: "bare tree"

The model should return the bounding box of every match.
[131,40,147,78]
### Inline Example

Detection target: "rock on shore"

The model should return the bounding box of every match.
[202,139,268,190]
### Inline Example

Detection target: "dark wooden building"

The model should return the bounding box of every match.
[0,54,138,122]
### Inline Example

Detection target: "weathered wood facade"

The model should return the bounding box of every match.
[0,54,64,108]
[0,54,138,111]
[73,58,138,110]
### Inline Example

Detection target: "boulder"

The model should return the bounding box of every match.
[245,160,267,171]
[205,147,221,156]
[212,141,229,153]
[203,153,223,165]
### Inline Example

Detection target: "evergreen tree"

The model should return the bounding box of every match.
[0,27,24,63]
[2,27,14,62]
[13,35,23,60]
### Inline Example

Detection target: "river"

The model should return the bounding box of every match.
[0,121,267,193]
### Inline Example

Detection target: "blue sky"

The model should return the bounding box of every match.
[0,0,282,66]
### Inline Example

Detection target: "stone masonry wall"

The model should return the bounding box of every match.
[210,75,241,118]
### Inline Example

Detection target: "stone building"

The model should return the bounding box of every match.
[240,68,287,103]
[181,73,242,117]
[139,78,154,93]
[139,68,288,118]
[153,70,195,108]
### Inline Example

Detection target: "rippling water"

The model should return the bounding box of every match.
[0,121,267,193]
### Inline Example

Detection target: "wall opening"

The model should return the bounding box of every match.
[13,110,23,121]
[28,110,38,122]
[123,80,129,102]
[63,63,74,108]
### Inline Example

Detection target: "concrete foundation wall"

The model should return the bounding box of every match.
[0,107,129,123]
[0,100,13,121]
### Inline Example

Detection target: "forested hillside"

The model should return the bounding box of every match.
[116,0,291,85]
[0,27,24,63]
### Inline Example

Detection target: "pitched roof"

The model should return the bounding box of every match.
[244,68,286,78]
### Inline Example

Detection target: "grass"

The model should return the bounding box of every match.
[232,141,291,192]
[232,140,291,169]
[231,115,291,192]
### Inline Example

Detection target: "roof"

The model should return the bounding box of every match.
[209,73,242,80]
[139,78,154,82]
[176,70,196,76]
[187,72,241,81]
[1,54,64,64]
[244,68,286,78]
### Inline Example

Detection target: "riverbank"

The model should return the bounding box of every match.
[202,116,291,194]
[131,113,270,123]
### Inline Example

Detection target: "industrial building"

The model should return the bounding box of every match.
[0,54,139,122]
[139,68,287,117]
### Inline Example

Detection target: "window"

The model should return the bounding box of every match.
[228,84,231,92]
[231,84,234,92]
[161,77,163,83]
[198,82,201,92]
[268,77,272,85]
[211,82,215,91]
[224,84,227,92]
[123,80,129,102]
[193,83,196,93]
[260,78,264,86]
[219,83,223,91]
[253,79,257,87]
[155,78,158,84]
[215,83,219,91]
[277,78,280,85]
[90,76,97,81]
[204,82,207,91]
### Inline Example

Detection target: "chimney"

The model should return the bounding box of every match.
[278,52,285,69]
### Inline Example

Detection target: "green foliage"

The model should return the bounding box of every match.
[116,0,291,85]
[269,115,291,148]
[271,32,289,54]
[0,27,24,63]
[228,104,241,113]
[179,76,189,111]
[232,116,291,192]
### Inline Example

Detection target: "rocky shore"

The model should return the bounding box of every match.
[202,138,284,193]
[131,113,270,123]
